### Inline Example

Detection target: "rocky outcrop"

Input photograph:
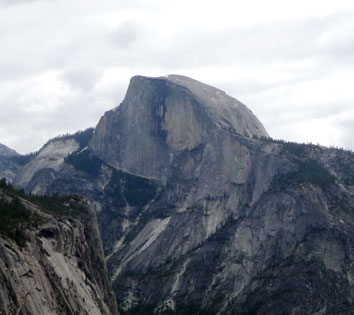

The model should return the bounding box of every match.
[105,138,354,314]
[7,75,354,314]
[0,144,22,183]
[0,187,118,315]
[89,75,268,181]
[0,158,22,184]
[11,129,94,195]
[0,143,18,157]
[13,138,79,192]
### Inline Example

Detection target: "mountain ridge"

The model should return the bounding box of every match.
[0,143,18,157]
[2,75,354,314]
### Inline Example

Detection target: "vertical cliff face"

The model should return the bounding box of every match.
[0,186,118,315]
[6,75,354,314]
[89,75,268,181]
[87,76,354,314]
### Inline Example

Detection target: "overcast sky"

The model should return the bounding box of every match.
[1,0,354,154]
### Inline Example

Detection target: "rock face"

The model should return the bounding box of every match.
[14,138,79,191]
[90,75,268,181]
[0,143,18,157]
[0,187,118,315]
[7,75,354,314]
[0,144,22,183]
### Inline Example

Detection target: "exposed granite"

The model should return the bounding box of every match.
[0,189,118,315]
[6,75,354,314]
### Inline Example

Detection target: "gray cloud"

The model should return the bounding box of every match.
[339,119,354,150]
[0,0,50,6]
[109,21,141,49]
[0,0,36,4]
[60,64,103,91]
[1,1,354,153]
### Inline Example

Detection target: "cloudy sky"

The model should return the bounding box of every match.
[1,0,354,154]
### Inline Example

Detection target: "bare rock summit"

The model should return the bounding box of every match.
[90,75,268,181]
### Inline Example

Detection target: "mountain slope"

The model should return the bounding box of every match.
[0,143,18,157]
[107,138,354,314]
[0,144,22,182]
[0,181,118,315]
[7,75,354,314]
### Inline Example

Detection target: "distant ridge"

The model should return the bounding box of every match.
[0,143,18,157]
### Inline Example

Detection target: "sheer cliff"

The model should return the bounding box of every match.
[6,75,354,314]
[90,75,268,181]
[0,183,118,315]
